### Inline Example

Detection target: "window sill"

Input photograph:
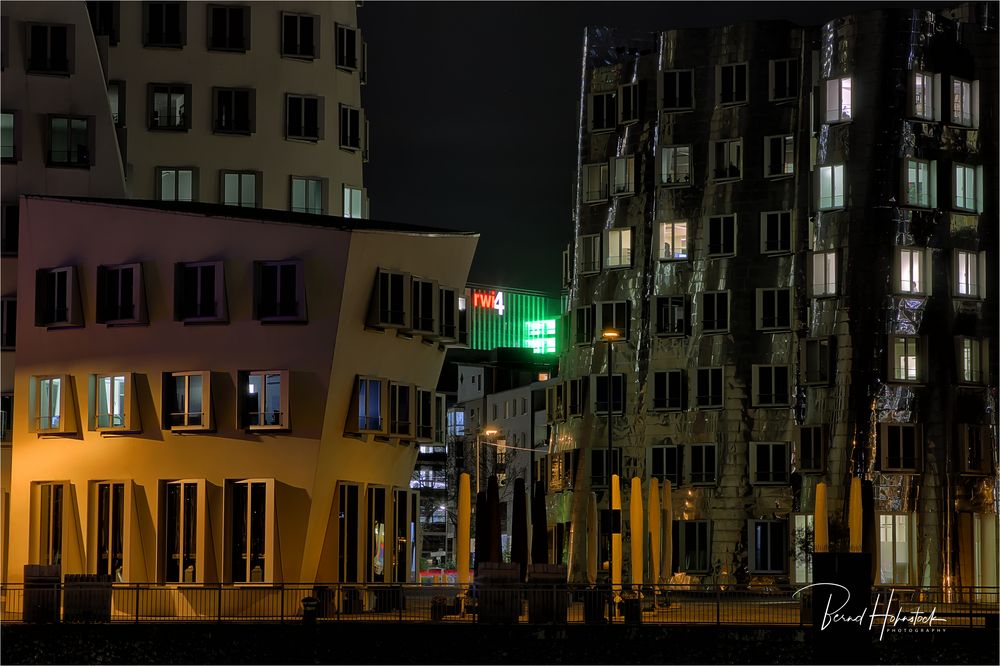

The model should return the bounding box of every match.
[105,319,148,327]
[26,68,72,77]
[799,468,825,475]
[702,329,730,335]
[213,127,254,136]
[46,162,92,170]
[757,326,791,333]
[182,316,229,325]
[658,256,690,262]
[579,269,601,276]
[694,404,723,411]
[770,96,797,103]
[823,118,853,126]
[248,425,289,433]
[170,426,212,434]
[96,427,140,435]
[811,293,838,299]
[718,100,748,108]
[802,379,832,387]
[281,53,316,61]
[142,42,185,49]
[612,191,636,197]
[690,480,717,487]
[753,403,791,408]
[880,468,921,475]
[339,144,361,152]
[655,331,687,338]
[208,46,249,54]
[258,316,307,324]
[649,406,682,413]
[584,198,609,205]
[887,380,925,387]
[710,177,742,184]
[604,264,633,271]
[750,480,790,486]
[335,64,359,73]
[764,172,794,180]
[760,249,792,256]
[588,127,615,134]
[658,182,692,188]
[817,206,846,213]
[285,135,321,143]
[44,321,81,329]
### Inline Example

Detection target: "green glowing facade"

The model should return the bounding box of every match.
[463,284,563,354]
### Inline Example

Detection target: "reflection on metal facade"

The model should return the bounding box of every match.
[465,284,563,354]
[551,8,997,588]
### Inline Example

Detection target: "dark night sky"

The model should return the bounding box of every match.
[361,1,943,293]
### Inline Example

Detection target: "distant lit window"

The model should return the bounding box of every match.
[769,59,799,101]
[34,377,63,431]
[958,338,983,384]
[343,185,363,218]
[711,139,742,180]
[290,176,324,214]
[718,63,748,105]
[167,371,210,429]
[896,247,928,295]
[878,514,914,585]
[604,228,632,268]
[107,81,124,127]
[583,163,609,203]
[589,92,616,132]
[222,171,258,208]
[612,155,636,195]
[764,135,794,177]
[149,84,190,130]
[953,163,980,212]
[356,376,385,433]
[242,371,288,429]
[157,167,195,202]
[810,251,837,297]
[663,70,693,110]
[818,164,845,209]
[954,250,984,298]
[825,77,852,122]
[912,71,935,120]
[760,210,791,254]
[951,77,976,127]
[660,145,691,185]
[658,221,688,260]
[93,373,131,430]
[890,335,922,382]
[904,158,934,207]
[48,116,91,166]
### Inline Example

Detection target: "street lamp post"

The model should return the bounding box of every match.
[476,427,498,494]
[601,328,619,615]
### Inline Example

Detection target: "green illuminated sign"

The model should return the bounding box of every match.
[524,319,557,354]
[466,287,561,354]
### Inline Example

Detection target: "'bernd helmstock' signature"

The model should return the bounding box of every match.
[793,583,947,640]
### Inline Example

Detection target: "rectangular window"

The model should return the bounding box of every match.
[582,163,609,203]
[824,77,852,122]
[591,448,622,485]
[953,163,980,212]
[32,376,64,432]
[165,371,209,430]
[818,164,845,209]
[760,211,791,254]
[230,480,269,582]
[663,70,693,110]
[336,23,358,70]
[546,384,564,423]
[389,382,412,437]
[290,176,325,214]
[343,185,364,219]
[955,250,985,298]
[711,139,742,180]
[286,94,322,141]
[338,483,359,581]
[652,370,684,411]
[718,63,748,105]
[242,371,288,430]
[596,301,629,340]
[148,84,190,130]
[214,87,254,134]
[589,92,616,132]
[802,337,832,385]
[651,445,682,486]
[799,426,825,473]
[764,135,794,177]
[1,297,15,349]
[752,442,789,484]
[35,266,82,327]
[94,481,125,580]
[912,71,936,120]
[579,234,601,274]
[415,388,433,440]
[574,305,594,345]
[658,221,688,260]
[370,269,409,328]
[355,376,385,433]
[411,277,438,334]
[612,155,636,196]
[904,158,934,208]
[881,424,920,472]
[896,247,929,295]
[281,12,316,59]
[93,373,132,430]
[108,81,124,127]
[890,335,922,383]
[673,520,710,573]
[593,374,625,416]
[175,261,226,322]
[208,4,248,51]
[1,394,12,442]
[959,338,984,384]
[2,203,18,256]
[567,378,585,416]
[164,480,199,582]
[878,514,914,585]
[770,58,799,101]
[254,260,305,321]
[810,251,837,297]
[87,1,120,46]
[339,104,361,150]
[660,145,691,186]
[690,444,717,485]
[951,77,976,127]
[618,83,639,124]
[604,228,632,268]
[157,167,195,201]
[221,171,258,207]
[655,295,688,336]
[37,482,64,566]
[438,287,460,341]
[750,520,787,573]
[756,288,791,330]
[2,112,16,161]
[144,2,185,47]
[701,291,729,332]
[96,263,145,325]
[27,23,71,74]
[707,214,736,256]
[793,514,814,583]
[696,367,723,409]
[753,366,790,407]
[48,116,91,166]
[961,425,992,474]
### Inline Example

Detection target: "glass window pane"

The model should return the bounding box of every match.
[177,170,192,201]
[161,170,176,201]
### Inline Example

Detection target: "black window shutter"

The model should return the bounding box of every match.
[34,269,49,326]
[95,265,109,323]
[173,263,185,320]
[251,261,262,319]
[161,371,173,429]
[236,370,249,429]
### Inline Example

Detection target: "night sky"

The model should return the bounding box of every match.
[361,2,943,293]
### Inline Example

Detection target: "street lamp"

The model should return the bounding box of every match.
[601,327,619,601]
[476,427,499,494]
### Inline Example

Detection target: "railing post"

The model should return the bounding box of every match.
[715,585,720,625]
[280,585,285,625]
[336,584,341,623]
[217,584,222,623]
[134,584,140,624]
[398,584,403,624]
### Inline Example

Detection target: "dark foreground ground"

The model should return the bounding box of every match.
[2,623,998,665]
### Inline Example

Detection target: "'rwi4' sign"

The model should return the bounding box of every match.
[472,290,505,316]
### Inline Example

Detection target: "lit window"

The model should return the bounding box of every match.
[672,520,710,573]
[593,374,625,415]
[658,221,688,260]
[286,94,321,141]
[954,250,984,298]
[810,251,837,297]
[107,81,124,127]
[756,288,790,330]
[208,4,247,51]
[49,116,91,166]
[241,371,288,429]
[94,481,125,581]
[701,291,729,332]
[221,171,258,207]
[336,23,358,70]
[176,261,227,322]
[618,83,639,123]
[912,71,936,120]
[290,176,324,214]
[951,77,977,127]
[93,373,133,431]
[958,338,983,384]
[799,426,825,473]
[718,63,748,105]
[904,158,934,207]
[390,382,413,438]
[164,480,200,582]
[696,367,723,409]
[589,91,616,132]
[650,445,682,486]
[707,214,736,256]
[281,12,316,58]
[655,295,687,336]
[690,444,716,485]
[953,163,980,212]
[229,479,271,582]
[878,514,913,585]
[760,210,791,254]
[802,338,832,385]
[157,167,195,202]
[254,260,305,321]
[149,84,190,130]
[824,77,852,122]
[97,263,146,325]
[579,234,601,274]
[660,145,691,185]
[339,104,361,150]
[596,301,629,339]
[764,135,794,177]
[583,163,609,203]
[355,376,385,433]
[896,247,929,295]
[890,335,922,382]
[751,442,789,484]
[881,424,920,472]
[165,371,210,430]
[818,164,845,209]
[214,88,254,134]
[749,519,787,573]
[2,112,16,161]
[612,155,636,195]
[753,365,790,407]
[32,376,64,431]
[711,139,742,180]
[769,59,799,101]
[651,371,684,411]
[604,228,632,268]
[663,70,693,110]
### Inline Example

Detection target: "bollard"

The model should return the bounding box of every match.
[301,596,319,625]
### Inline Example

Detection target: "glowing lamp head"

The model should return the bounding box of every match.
[484,428,499,437]
[602,328,620,340]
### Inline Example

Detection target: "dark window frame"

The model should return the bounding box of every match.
[26,22,73,75]
[47,114,94,168]
[213,87,255,134]
[207,4,250,52]
[142,1,187,48]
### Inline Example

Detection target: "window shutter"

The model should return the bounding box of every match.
[312,13,320,58]
[86,373,97,431]
[161,372,173,429]
[34,269,49,326]
[178,3,188,46]
[251,261,262,320]
[248,89,257,133]
[236,370,250,430]
[971,80,980,128]
[316,96,325,140]
[243,5,252,51]
[68,266,84,326]
[95,265,109,323]
[173,262,186,320]
[932,73,942,121]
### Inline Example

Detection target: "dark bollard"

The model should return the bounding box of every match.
[301,596,318,625]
